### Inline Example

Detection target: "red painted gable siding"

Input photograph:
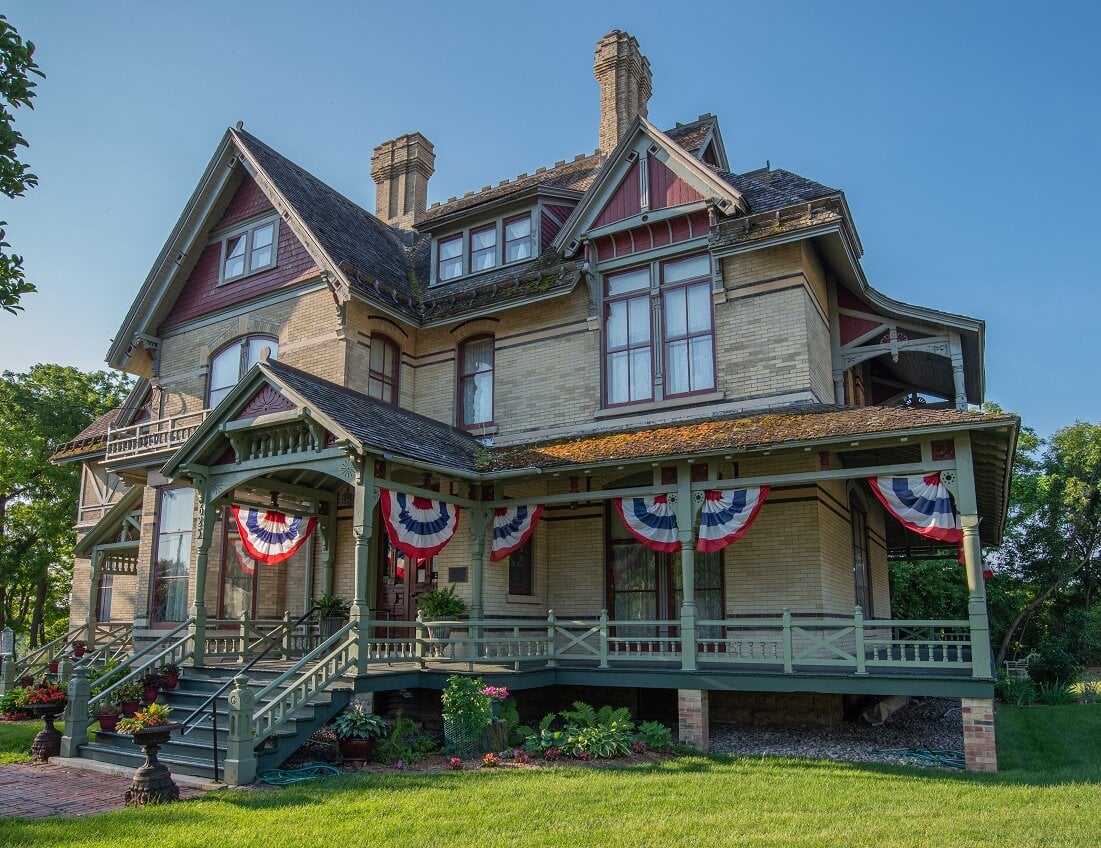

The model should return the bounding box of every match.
[594,161,641,228]
[837,287,888,345]
[162,177,320,328]
[648,157,704,210]
[540,203,576,250]
[591,210,710,262]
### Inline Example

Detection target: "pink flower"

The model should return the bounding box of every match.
[480,686,510,701]
[447,757,463,771]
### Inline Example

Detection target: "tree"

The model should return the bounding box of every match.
[0,14,44,314]
[993,421,1101,667]
[0,365,131,645]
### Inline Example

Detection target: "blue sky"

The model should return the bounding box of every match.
[1,1,1097,437]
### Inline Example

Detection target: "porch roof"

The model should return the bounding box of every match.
[50,406,123,464]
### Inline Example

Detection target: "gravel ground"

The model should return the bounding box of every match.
[710,697,964,768]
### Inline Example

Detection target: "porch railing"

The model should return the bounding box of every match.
[105,410,209,462]
[203,614,322,663]
[352,609,980,678]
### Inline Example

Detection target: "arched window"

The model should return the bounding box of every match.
[208,335,278,407]
[367,335,400,405]
[458,335,494,427]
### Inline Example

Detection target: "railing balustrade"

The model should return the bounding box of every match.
[105,410,209,462]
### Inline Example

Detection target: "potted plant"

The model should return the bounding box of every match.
[418,586,467,650]
[95,698,122,733]
[140,672,162,705]
[481,685,510,719]
[116,702,174,735]
[72,639,87,659]
[332,704,387,762]
[315,593,348,640]
[47,659,59,674]
[27,681,67,710]
[158,662,180,690]
[118,680,144,716]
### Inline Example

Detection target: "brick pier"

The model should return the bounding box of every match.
[961,697,997,772]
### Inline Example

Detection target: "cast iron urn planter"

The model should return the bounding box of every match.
[124,723,181,806]
[28,700,66,763]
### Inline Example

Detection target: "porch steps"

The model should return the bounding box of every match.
[76,665,351,780]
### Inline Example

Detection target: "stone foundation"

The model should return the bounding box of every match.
[961,697,997,772]
[678,689,709,751]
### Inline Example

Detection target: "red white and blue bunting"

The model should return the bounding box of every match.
[613,495,680,553]
[231,506,317,565]
[867,473,962,543]
[697,487,771,552]
[380,489,461,558]
[490,504,544,562]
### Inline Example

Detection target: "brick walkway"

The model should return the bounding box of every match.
[0,763,200,818]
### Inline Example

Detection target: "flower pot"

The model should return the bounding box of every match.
[47,661,59,674]
[121,699,140,717]
[19,676,33,687]
[125,723,181,806]
[143,686,160,704]
[161,675,179,690]
[73,647,86,658]
[337,736,376,762]
[97,713,121,732]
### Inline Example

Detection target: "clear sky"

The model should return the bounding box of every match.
[1,1,1097,438]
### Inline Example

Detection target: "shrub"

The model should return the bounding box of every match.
[1028,641,1083,686]
[332,704,387,740]
[637,720,674,752]
[441,675,491,756]
[0,686,30,715]
[1036,681,1078,706]
[374,712,437,765]
[996,673,1036,706]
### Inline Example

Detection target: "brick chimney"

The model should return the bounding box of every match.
[594,30,652,156]
[370,133,435,230]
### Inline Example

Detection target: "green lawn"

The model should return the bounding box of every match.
[0,706,1098,847]
[0,721,36,765]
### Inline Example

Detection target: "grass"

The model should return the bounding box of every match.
[0,721,36,765]
[0,706,1098,847]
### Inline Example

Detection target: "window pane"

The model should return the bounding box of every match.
[462,372,493,424]
[508,541,533,595]
[504,216,532,263]
[471,226,497,272]
[250,244,272,271]
[607,351,629,404]
[440,256,462,281]
[686,282,712,334]
[471,249,496,272]
[224,235,246,279]
[665,339,689,395]
[627,296,650,345]
[607,267,650,296]
[209,346,241,394]
[471,227,496,251]
[439,236,463,280]
[370,338,385,372]
[606,300,627,350]
[664,287,687,338]
[159,488,195,534]
[252,222,274,248]
[611,544,657,590]
[439,236,462,259]
[689,336,715,391]
[629,348,651,400]
[663,254,710,284]
[461,338,493,375]
[246,337,276,368]
[504,216,531,241]
[367,378,385,401]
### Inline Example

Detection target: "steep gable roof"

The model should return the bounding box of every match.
[665,113,729,170]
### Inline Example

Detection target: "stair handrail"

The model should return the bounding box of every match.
[250,621,356,745]
[10,626,84,677]
[85,624,134,667]
[179,605,317,735]
[88,618,194,710]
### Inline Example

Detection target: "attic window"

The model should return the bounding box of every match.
[219,216,278,284]
[504,214,532,263]
[438,234,463,281]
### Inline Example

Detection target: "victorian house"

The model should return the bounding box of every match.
[28,31,1013,780]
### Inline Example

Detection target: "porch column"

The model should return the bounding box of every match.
[189,490,218,667]
[350,456,377,673]
[675,463,698,672]
[318,503,337,598]
[85,549,105,648]
[469,508,489,635]
[953,434,994,679]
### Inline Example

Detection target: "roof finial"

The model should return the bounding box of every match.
[235,120,244,131]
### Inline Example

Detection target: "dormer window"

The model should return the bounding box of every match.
[470,224,497,272]
[438,234,463,281]
[220,217,278,284]
[504,214,532,262]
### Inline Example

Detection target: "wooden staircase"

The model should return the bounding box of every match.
[76,665,352,780]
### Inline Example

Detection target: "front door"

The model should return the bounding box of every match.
[376,534,437,623]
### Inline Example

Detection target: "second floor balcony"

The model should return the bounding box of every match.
[105,409,210,465]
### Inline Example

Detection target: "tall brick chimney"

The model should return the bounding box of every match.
[594,30,652,156]
[370,133,435,230]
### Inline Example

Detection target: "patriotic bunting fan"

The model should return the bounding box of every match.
[231,506,317,565]
[380,489,461,558]
[490,504,544,562]
[613,495,679,553]
[867,473,961,542]
[697,487,770,552]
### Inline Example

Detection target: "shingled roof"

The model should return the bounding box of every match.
[665,114,716,156]
[719,168,838,215]
[50,407,123,463]
[265,360,483,472]
[234,129,418,302]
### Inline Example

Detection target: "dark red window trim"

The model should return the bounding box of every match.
[437,233,463,282]
[660,253,716,399]
[503,212,533,265]
[457,334,495,428]
[368,334,401,405]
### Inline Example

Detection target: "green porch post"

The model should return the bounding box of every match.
[85,549,105,648]
[189,489,218,667]
[952,434,994,679]
[60,663,90,757]
[350,456,377,674]
[469,508,489,650]
[676,463,698,672]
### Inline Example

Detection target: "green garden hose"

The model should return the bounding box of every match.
[867,747,966,769]
[257,763,342,785]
